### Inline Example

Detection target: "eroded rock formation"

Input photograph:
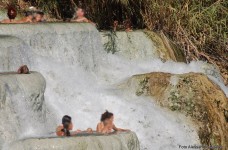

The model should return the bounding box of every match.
[9,132,139,150]
[128,72,228,149]
[0,72,46,149]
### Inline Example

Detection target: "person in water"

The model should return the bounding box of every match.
[56,115,75,136]
[16,11,33,23]
[73,8,88,23]
[72,8,95,25]
[56,115,93,136]
[123,18,133,32]
[34,11,45,23]
[96,110,130,134]
[1,6,17,23]
[17,65,30,74]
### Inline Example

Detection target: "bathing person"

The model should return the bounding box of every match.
[56,115,92,136]
[34,11,45,23]
[123,18,133,32]
[56,115,74,136]
[96,110,130,134]
[17,65,30,74]
[16,11,33,23]
[72,8,89,23]
[72,8,95,25]
[1,6,17,23]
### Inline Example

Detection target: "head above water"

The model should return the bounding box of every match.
[76,8,85,18]
[62,115,71,124]
[101,110,114,122]
[17,65,30,74]
[35,11,44,22]
[61,115,72,136]
[62,115,73,129]
[7,6,17,20]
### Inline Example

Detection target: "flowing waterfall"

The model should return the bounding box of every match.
[0,23,227,150]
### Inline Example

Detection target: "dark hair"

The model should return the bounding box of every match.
[7,6,17,20]
[61,115,71,136]
[101,110,113,122]
[17,65,30,74]
[36,11,44,16]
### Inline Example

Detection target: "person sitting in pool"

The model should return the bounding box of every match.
[72,8,95,25]
[34,11,45,23]
[123,17,133,32]
[17,65,30,74]
[1,6,17,23]
[56,115,93,136]
[96,110,130,134]
[56,115,79,136]
[72,8,88,23]
[16,11,33,23]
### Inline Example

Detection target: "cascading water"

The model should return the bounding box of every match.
[0,10,6,21]
[0,24,227,150]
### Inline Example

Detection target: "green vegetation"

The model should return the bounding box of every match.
[0,0,227,83]
[136,77,149,96]
[103,31,118,54]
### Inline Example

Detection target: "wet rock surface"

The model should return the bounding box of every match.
[129,72,228,149]
[9,132,139,150]
[0,72,46,149]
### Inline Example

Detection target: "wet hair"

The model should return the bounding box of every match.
[61,115,71,136]
[17,65,30,74]
[100,110,113,122]
[36,11,44,16]
[7,6,17,20]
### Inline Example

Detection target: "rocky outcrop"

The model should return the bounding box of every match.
[9,132,139,150]
[0,36,31,72]
[100,31,186,62]
[0,24,103,71]
[0,72,46,149]
[101,31,160,60]
[127,72,228,149]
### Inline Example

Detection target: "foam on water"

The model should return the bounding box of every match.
[0,24,227,150]
[34,56,202,150]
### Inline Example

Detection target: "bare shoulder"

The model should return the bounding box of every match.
[75,17,89,23]
[97,122,104,127]
[83,17,89,22]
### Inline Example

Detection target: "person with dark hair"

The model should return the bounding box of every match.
[17,65,30,74]
[56,115,92,136]
[56,115,75,136]
[1,6,17,23]
[96,110,130,134]
[34,11,45,23]
[123,17,133,32]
